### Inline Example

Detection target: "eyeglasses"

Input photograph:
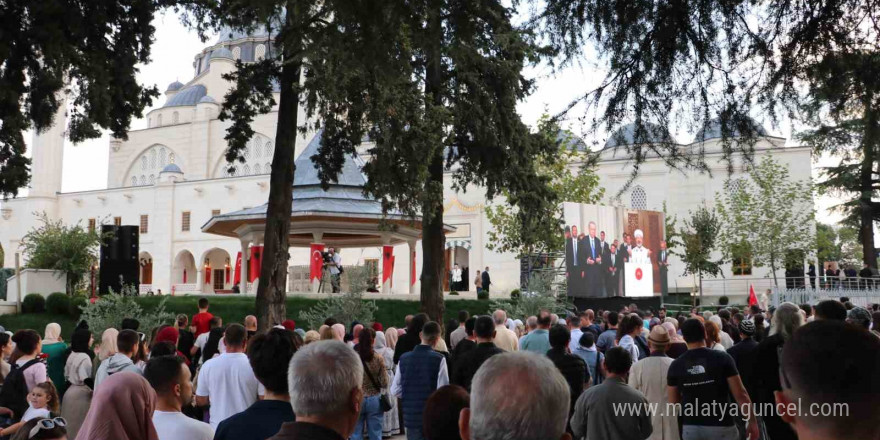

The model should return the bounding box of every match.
[29,417,66,439]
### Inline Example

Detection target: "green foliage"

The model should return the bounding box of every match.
[45,293,70,315]
[510,289,521,300]
[477,290,490,300]
[486,117,604,256]
[20,213,103,295]
[680,204,724,291]
[0,0,162,197]
[344,266,372,295]
[489,272,572,319]
[69,295,88,320]
[0,268,14,301]
[449,291,459,296]
[298,291,379,331]
[22,294,45,314]
[662,202,684,258]
[719,295,729,306]
[717,156,815,286]
[816,222,863,266]
[798,51,880,267]
[78,289,174,337]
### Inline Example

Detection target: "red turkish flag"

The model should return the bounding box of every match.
[748,284,758,306]
[310,243,325,282]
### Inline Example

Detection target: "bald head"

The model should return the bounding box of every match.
[493,310,508,326]
[245,315,257,331]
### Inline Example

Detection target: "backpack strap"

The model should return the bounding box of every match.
[14,358,42,373]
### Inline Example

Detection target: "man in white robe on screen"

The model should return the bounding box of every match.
[629,229,652,264]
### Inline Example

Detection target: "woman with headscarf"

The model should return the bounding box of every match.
[76,372,159,440]
[93,328,119,378]
[62,329,94,440]
[372,330,400,437]
[154,327,190,366]
[42,323,68,396]
[384,328,398,352]
[661,322,687,359]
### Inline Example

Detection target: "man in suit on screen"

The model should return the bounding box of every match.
[658,240,670,296]
[605,242,621,297]
[584,221,603,297]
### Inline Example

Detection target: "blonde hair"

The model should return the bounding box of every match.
[704,321,721,345]
[303,330,321,345]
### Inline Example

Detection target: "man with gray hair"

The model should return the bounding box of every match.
[269,340,364,440]
[520,316,538,345]
[492,309,519,352]
[459,352,572,440]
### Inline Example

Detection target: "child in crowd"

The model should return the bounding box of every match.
[0,382,60,437]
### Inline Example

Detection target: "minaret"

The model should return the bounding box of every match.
[27,94,67,219]
[29,95,67,199]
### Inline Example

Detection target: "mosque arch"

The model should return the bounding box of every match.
[123,144,184,187]
[211,133,274,178]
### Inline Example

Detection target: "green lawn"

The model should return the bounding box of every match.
[0,295,492,338]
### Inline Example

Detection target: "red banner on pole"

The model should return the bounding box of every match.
[249,246,263,282]
[382,246,394,284]
[233,252,242,285]
[411,249,416,286]
[310,243,326,282]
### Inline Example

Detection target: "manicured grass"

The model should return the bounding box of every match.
[0,295,493,338]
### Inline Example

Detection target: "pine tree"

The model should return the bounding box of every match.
[0,0,161,196]
[303,0,558,324]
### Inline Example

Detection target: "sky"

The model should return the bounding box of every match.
[28,10,843,226]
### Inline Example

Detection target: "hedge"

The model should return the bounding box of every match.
[22,294,46,314]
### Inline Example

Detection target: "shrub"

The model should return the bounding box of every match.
[719,295,730,306]
[298,291,378,330]
[477,290,489,300]
[70,295,89,319]
[46,292,71,315]
[510,289,521,300]
[449,291,459,296]
[78,288,175,336]
[22,294,46,314]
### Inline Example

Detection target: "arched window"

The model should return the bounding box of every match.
[149,174,155,184]
[172,111,179,124]
[126,145,181,187]
[729,178,746,195]
[255,44,266,61]
[630,185,647,210]
[213,133,274,178]
[232,46,241,60]
[157,114,162,126]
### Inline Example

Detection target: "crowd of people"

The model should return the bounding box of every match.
[0,295,876,440]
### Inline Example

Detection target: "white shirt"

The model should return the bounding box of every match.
[451,268,462,282]
[390,354,449,398]
[630,245,651,264]
[153,410,214,440]
[22,404,50,422]
[195,352,264,430]
[569,328,584,353]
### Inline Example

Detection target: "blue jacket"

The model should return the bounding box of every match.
[398,345,444,428]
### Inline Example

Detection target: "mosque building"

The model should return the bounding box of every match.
[0,27,813,298]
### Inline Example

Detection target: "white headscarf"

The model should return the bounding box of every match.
[373,331,387,350]
[44,323,62,344]
[506,318,516,332]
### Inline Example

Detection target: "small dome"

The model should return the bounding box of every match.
[210,47,234,60]
[165,81,184,92]
[694,117,768,142]
[160,163,183,174]
[198,95,217,104]
[604,122,674,148]
[163,85,207,107]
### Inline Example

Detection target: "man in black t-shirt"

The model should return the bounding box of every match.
[668,319,758,440]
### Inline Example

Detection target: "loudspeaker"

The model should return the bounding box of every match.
[99,225,140,295]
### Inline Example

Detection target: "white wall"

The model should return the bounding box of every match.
[6,269,67,302]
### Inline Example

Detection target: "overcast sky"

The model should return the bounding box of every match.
[29,11,842,225]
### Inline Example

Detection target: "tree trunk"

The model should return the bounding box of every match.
[860,99,877,269]
[419,0,446,327]
[255,4,302,332]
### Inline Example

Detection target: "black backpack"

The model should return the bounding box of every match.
[0,358,42,419]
